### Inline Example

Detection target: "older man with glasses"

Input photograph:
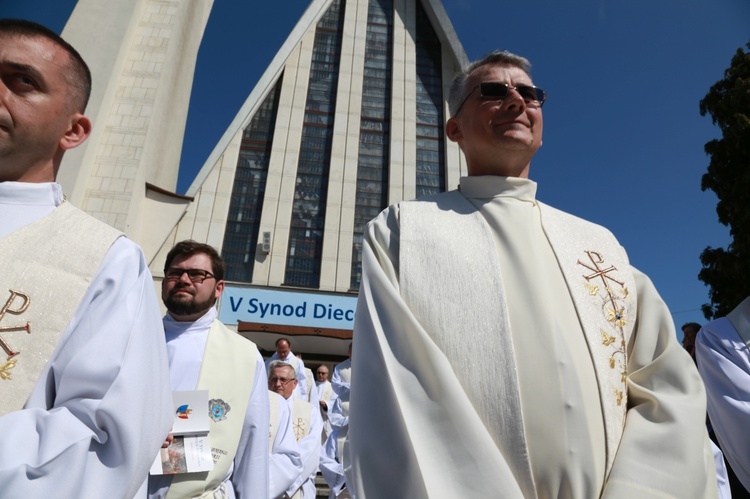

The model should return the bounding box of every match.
[349,50,717,498]
[268,361,322,499]
[149,240,270,499]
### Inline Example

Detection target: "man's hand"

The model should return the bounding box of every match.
[162,432,174,448]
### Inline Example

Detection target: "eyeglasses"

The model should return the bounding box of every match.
[164,268,216,283]
[317,371,328,376]
[455,81,547,115]
[269,376,296,386]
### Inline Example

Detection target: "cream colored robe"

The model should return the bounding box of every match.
[348,176,716,498]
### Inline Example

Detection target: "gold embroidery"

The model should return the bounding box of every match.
[584,282,599,296]
[0,290,32,368]
[601,329,616,346]
[606,305,627,329]
[293,417,306,441]
[579,252,628,407]
[614,388,624,406]
[0,358,17,380]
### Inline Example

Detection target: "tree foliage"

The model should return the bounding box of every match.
[699,41,750,319]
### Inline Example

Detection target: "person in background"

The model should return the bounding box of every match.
[149,240,269,498]
[697,296,750,497]
[266,338,309,399]
[269,361,322,498]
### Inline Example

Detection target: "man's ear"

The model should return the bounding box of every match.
[445,117,462,143]
[214,280,225,299]
[59,113,92,151]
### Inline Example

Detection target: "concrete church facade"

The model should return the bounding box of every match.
[60,0,469,362]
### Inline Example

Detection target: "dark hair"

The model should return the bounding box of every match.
[681,322,702,336]
[275,337,291,348]
[0,19,92,112]
[164,240,225,281]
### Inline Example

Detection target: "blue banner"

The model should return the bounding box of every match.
[219,286,357,330]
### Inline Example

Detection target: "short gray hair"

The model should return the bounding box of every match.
[268,361,296,379]
[448,50,533,117]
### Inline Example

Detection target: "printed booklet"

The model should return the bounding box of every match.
[150,390,214,475]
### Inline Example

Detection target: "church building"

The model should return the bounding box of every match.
[58,0,469,364]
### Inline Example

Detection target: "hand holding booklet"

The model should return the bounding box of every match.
[150,390,214,475]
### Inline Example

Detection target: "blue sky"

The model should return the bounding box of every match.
[3,0,748,337]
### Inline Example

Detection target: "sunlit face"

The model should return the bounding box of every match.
[446,64,543,178]
[276,340,291,359]
[0,34,90,182]
[162,252,223,322]
[269,366,297,399]
[316,367,329,382]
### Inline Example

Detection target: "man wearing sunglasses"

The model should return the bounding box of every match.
[149,240,270,498]
[349,51,716,498]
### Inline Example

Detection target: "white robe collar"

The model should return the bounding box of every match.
[0,182,64,238]
[458,175,537,201]
[163,307,217,340]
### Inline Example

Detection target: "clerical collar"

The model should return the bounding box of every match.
[0,181,64,206]
[459,175,537,202]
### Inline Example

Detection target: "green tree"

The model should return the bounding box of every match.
[699,41,750,319]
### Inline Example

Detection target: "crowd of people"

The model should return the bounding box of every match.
[2,16,749,499]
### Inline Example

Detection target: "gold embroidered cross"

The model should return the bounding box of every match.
[578,251,626,327]
[293,417,306,441]
[0,290,31,361]
[578,251,624,287]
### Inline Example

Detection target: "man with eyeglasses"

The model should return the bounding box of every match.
[268,361,322,499]
[149,240,270,498]
[0,19,171,498]
[349,50,716,498]
[266,337,310,400]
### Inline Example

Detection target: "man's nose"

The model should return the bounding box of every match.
[502,88,526,110]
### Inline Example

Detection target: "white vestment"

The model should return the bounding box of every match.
[331,359,351,463]
[697,296,750,492]
[304,368,314,401]
[0,181,172,498]
[320,427,347,499]
[349,176,716,499]
[266,352,309,398]
[148,308,269,499]
[285,396,323,499]
[314,380,338,440]
[269,392,304,499]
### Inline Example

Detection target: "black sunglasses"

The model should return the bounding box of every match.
[455,82,547,115]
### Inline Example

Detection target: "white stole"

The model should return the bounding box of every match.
[0,202,119,414]
[166,321,258,499]
[269,392,281,451]
[399,191,636,492]
[291,398,313,442]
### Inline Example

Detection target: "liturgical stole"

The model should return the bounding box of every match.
[0,202,120,415]
[399,191,636,494]
[166,321,257,499]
